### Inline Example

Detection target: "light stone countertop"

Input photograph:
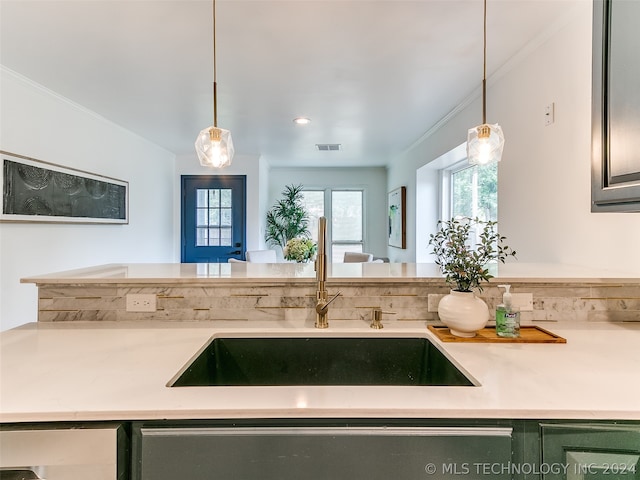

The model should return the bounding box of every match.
[1,320,639,423]
[20,262,640,285]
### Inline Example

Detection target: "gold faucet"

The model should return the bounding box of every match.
[315,216,340,328]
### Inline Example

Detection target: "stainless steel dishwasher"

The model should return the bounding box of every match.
[0,424,127,480]
[135,424,513,480]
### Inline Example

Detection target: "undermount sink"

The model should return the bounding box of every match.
[170,335,474,387]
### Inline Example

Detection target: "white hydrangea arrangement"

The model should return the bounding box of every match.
[283,237,317,263]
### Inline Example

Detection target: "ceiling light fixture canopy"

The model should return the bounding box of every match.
[467,0,504,166]
[195,0,234,168]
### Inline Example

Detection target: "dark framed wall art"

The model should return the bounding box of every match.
[388,186,406,249]
[1,151,129,224]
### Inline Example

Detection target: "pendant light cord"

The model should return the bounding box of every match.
[212,0,218,128]
[482,0,487,125]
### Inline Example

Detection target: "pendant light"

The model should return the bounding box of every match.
[467,0,504,166]
[195,0,234,168]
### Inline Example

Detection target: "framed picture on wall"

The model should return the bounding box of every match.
[388,186,406,249]
[1,150,129,224]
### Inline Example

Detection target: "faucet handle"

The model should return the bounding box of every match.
[326,291,341,307]
[315,291,342,318]
[370,308,396,329]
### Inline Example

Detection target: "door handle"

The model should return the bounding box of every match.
[229,250,242,255]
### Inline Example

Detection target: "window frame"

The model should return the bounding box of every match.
[439,159,469,221]
[440,159,497,223]
[301,187,366,262]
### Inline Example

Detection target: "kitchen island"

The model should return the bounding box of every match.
[4,264,640,479]
[3,319,640,478]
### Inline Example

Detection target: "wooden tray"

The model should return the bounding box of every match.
[428,325,566,343]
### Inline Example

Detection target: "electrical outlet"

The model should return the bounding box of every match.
[126,294,157,312]
[511,293,533,312]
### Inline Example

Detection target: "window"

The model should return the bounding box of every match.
[416,143,498,262]
[331,190,364,262]
[300,189,365,262]
[444,161,497,223]
[299,190,324,243]
[195,188,232,246]
[441,160,498,248]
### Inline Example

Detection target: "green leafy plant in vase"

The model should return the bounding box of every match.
[428,217,516,337]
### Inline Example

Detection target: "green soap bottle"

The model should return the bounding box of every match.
[496,284,520,338]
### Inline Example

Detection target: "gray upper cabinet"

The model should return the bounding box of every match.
[592,0,640,212]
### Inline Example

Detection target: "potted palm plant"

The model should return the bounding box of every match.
[265,184,313,256]
[428,217,516,337]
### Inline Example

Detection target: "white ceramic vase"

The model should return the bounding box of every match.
[437,290,489,338]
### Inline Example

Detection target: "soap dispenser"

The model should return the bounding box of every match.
[496,285,520,338]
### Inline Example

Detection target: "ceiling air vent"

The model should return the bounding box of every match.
[315,144,341,151]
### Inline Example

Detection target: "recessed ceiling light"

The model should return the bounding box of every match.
[293,117,311,125]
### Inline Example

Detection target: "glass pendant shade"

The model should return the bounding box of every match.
[195,126,234,168]
[467,123,504,166]
[467,0,504,167]
[195,0,234,169]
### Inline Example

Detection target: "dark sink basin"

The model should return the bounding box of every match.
[170,336,474,387]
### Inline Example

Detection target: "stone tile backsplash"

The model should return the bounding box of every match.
[36,280,640,323]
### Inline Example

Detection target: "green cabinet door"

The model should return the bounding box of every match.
[541,423,640,480]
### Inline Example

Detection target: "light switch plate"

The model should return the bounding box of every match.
[545,103,555,126]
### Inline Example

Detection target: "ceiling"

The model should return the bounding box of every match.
[0,0,579,168]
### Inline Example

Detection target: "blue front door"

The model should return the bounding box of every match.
[181,175,246,263]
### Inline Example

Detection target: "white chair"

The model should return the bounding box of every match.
[228,258,246,263]
[343,252,374,263]
[245,249,277,263]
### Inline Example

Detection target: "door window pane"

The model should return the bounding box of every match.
[220,209,232,227]
[196,228,208,246]
[197,189,208,207]
[208,228,220,246]
[220,227,232,245]
[196,209,208,227]
[195,188,233,246]
[220,189,232,207]
[208,209,220,226]
[209,189,219,208]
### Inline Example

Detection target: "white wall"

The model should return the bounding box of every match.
[173,153,268,258]
[388,2,640,273]
[268,167,388,258]
[0,68,175,330]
